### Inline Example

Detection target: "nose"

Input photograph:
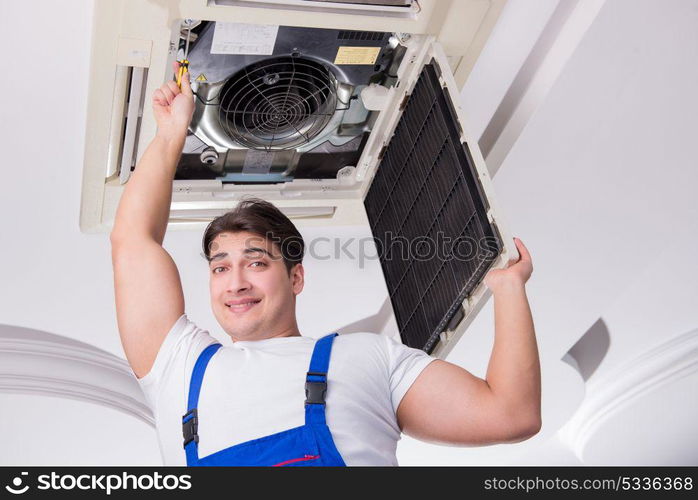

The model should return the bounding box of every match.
[226,266,252,294]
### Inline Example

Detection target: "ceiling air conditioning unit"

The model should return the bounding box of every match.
[80,0,518,358]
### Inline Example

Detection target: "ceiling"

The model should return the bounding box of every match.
[1,0,696,465]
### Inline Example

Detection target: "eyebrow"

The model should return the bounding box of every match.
[208,247,274,264]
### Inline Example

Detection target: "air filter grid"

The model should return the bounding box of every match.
[364,61,501,352]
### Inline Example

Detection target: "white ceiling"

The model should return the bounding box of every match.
[1,0,696,466]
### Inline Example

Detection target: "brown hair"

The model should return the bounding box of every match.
[202,197,304,274]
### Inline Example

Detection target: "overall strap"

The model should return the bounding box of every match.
[304,333,338,426]
[183,342,222,463]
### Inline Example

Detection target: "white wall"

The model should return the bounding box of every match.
[1,0,697,465]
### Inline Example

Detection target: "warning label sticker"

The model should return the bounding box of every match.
[334,46,381,65]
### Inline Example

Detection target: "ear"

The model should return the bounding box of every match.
[290,263,304,295]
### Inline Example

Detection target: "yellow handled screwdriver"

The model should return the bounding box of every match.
[176,22,192,89]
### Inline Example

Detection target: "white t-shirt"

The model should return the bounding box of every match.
[135,314,436,466]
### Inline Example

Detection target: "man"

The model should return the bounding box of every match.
[110,63,541,466]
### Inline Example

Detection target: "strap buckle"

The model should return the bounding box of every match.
[305,371,327,405]
[182,408,199,447]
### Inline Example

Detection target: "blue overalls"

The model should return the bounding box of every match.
[182,333,346,466]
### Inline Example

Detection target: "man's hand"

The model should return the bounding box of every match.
[484,237,533,292]
[152,60,195,141]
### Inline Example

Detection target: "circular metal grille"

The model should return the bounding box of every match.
[218,56,338,150]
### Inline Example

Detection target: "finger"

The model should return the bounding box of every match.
[514,237,531,262]
[172,60,180,77]
[160,84,175,105]
[153,89,167,106]
[166,79,181,97]
[180,71,193,97]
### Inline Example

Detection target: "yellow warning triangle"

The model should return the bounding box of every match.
[196,73,208,82]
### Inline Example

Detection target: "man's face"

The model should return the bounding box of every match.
[208,231,304,341]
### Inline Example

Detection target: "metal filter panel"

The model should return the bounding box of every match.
[364,60,502,353]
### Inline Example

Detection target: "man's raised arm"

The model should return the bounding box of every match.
[110,63,195,379]
[396,237,542,445]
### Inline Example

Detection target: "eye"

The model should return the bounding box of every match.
[250,261,267,268]
[212,266,226,274]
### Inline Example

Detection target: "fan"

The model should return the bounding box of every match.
[218,56,339,151]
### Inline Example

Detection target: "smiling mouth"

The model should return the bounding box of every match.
[225,299,261,313]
